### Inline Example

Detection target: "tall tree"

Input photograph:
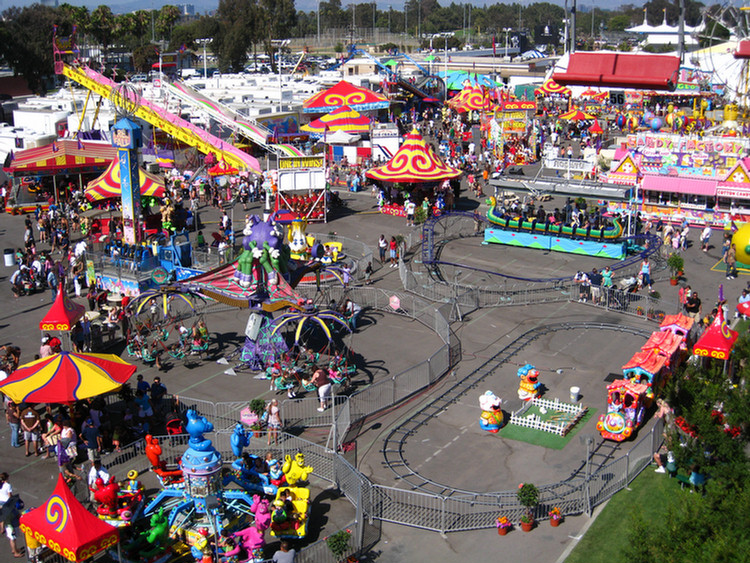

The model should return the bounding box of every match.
[89,5,115,52]
[0,5,65,94]
[214,0,257,72]
[156,5,181,40]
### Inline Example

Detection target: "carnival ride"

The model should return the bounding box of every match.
[597,313,692,441]
[53,29,262,175]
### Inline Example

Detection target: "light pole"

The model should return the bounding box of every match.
[503,27,511,60]
[271,39,290,112]
[317,0,321,45]
[197,38,210,79]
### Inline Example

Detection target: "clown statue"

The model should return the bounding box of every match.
[517,363,541,401]
[233,216,290,293]
[287,217,310,260]
[478,390,504,432]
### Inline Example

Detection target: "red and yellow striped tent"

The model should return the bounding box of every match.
[6,140,115,175]
[365,128,460,183]
[84,159,166,201]
[303,80,389,113]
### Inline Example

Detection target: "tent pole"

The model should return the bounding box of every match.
[54,175,58,205]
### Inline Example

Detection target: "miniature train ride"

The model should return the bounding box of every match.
[597,314,693,441]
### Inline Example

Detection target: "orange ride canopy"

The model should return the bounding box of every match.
[365,128,461,183]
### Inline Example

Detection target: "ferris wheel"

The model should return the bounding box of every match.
[696,3,750,105]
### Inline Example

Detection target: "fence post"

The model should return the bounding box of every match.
[355,481,364,551]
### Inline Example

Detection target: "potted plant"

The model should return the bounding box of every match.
[667,253,684,285]
[549,507,562,527]
[496,515,512,536]
[636,306,644,316]
[517,482,539,532]
[326,529,352,562]
[248,398,266,430]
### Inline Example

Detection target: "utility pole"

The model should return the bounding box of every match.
[570,0,577,53]
[418,0,421,45]
[317,0,321,45]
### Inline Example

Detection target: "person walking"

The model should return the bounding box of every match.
[724,243,737,279]
[640,257,653,292]
[310,365,332,412]
[266,399,282,446]
[700,225,712,252]
[272,540,296,563]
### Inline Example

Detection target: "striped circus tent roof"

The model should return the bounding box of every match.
[365,128,461,183]
[558,108,595,121]
[303,80,389,113]
[6,139,115,174]
[300,105,371,137]
[84,159,165,202]
[535,78,571,96]
[447,85,495,112]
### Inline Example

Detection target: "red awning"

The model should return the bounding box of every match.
[152,62,177,69]
[553,52,680,91]
[20,474,119,562]
[40,284,86,331]
[735,40,750,59]
[641,174,717,196]
[693,308,738,360]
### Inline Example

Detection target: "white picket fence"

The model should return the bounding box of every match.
[508,397,588,436]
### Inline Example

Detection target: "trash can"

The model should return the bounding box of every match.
[4,249,14,267]
[569,386,580,402]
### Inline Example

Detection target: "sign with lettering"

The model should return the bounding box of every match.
[278,156,324,169]
[544,157,594,173]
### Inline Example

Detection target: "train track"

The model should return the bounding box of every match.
[381,321,653,497]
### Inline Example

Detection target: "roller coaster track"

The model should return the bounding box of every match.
[381,321,653,497]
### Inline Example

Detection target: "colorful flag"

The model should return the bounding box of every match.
[52,142,59,153]
[179,43,187,54]
[14,137,22,148]
[77,137,84,150]
[493,35,496,56]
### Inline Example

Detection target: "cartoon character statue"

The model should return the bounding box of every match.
[185,409,214,451]
[121,469,144,500]
[478,390,504,432]
[268,458,286,487]
[124,508,169,559]
[233,216,290,292]
[287,217,310,260]
[517,364,541,401]
[233,524,265,560]
[94,476,121,516]
[230,423,252,458]
[254,498,272,532]
[145,434,162,468]
[281,452,313,486]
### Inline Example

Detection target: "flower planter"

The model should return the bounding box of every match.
[521,521,534,532]
[550,518,561,527]
[498,526,509,536]
[670,278,678,286]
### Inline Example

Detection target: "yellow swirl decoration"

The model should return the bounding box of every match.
[720,320,732,339]
[323,91,367,107]
[46,496,68,533]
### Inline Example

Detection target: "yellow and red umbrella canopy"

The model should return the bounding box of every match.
[588,119,604,134]
[365,128,461,183]
[0,351,136,404]
[300,105,371,137]
[534,78,571,96]
[447,85,495,113]
[558,108,595,121]
[84,159,165,202]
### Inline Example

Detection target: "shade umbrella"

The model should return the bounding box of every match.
[588,119,604,134]
[300,105,371,138]
[693,307,738,361]
[447,85,495,113]
[366,128,461,183]
[534,78,571,96]
[383,59,399,67]
[424,55,436,62]
[559,109,595,121]
[0,351,136,404]
[444,71,498,90]
[84,159,166,202]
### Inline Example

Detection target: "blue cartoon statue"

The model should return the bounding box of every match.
[185,409,214,451]
[231,423,252,458]
[479,390,504,432]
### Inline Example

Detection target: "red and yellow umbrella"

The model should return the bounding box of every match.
[559,108,595,121]
[588,119,604,134]
[208,161,240,176]
[535,78,571,97]
[303,80,389,113]
[0,351,136,404]
[365,128,461,183]
[300,105,371,137]
[447,85,495,113]
[84,159,165,202]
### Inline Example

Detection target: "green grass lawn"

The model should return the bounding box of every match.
[565,468,677,563]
